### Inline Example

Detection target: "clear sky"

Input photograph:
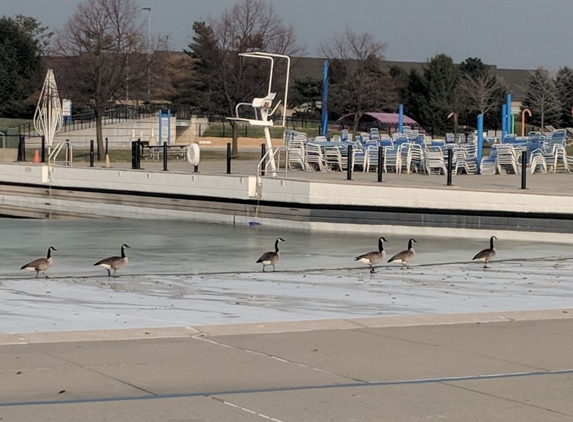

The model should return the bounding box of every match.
[2,0,572,71]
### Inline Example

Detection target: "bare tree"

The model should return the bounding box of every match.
[458,70,506,116]
[52,0,164,159]
[320,28,394,136]
[521,67,561,130]
[188,0,303,156]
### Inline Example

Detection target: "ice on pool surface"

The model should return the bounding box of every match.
[1,218,573,333]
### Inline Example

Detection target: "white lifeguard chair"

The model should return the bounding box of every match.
[227,52,291,176]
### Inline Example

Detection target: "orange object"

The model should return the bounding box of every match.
[32,149,40,163]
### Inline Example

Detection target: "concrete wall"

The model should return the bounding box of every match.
[0,163,573,242]
[52,117,178,149]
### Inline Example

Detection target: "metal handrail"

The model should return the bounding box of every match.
[257,146,288,180]
[49,140,73,166]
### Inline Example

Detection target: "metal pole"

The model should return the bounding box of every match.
[105,137,109,155]
[446,148,453,186]
[347,145,353,180]
[163,142,168,171]
[521,150,527,189]
[41,135,46,163]
[17,135,25,161]
[261,143,267,177]
[377,146,384,182]
[131,141,136,169]
[89,140,94,167]
[137,140,142,169]
[226,142,232,174]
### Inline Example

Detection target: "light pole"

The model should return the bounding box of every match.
[142,7,151,102]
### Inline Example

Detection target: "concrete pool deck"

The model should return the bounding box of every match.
[2,312,573,421]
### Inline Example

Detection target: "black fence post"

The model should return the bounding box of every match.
[17,135,25,161]
[194,165,199,173]
[226,142,232,174]
[446,148,453,186]
[347,145,353,181]
[105,138,109,155]
[41,136,46,163]
[163,142,168,171]
[65,139,71,164]
[89,140,94,167]
[521,150,527,189]
[260,143,267,176]
[131,141,137,169]
[377,146,384,183]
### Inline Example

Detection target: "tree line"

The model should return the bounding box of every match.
[2,0,573,156]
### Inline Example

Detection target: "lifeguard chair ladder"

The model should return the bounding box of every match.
[227,52,291,176]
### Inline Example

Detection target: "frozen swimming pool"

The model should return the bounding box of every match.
[1,218,573,334]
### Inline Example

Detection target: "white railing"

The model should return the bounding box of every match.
[49,139,73,166]
[257,146,288,179]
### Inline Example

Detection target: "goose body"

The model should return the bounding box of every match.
[473,236,497,268]
[257,238,285,272]
[94,244,130,277]
[388,238,417,269]
[21,246,56,278]
[355,237,388,273]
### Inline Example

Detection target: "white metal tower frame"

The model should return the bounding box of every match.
[227,52,291,175]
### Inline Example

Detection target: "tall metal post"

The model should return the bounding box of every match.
[260,143,267,176]
[347,145,353,180]
[521,150,527,189]
[377,146,384,182]
[89,140,94,167]
[163,142,168,171]
[41,135,46,163]
[226,142,232,174]
[446,148,453,186]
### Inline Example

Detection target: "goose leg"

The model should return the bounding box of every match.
[35,272,39,278]
[262,266,266,272]
[272,264,276,272]
[106,269,111,277]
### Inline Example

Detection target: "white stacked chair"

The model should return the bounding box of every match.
[305,143,328,171]
[425,146,446,175]
[324,146,346,171]
[496,144,519,174]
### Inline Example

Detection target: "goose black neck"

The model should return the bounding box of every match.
[408,239,414,250]
[121,246,126,259]
[490,237,495,249]
[46,248,52,259]
[274,239,280,253]
[378,238,384,253]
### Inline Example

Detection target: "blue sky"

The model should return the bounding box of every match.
[2,0,572,70]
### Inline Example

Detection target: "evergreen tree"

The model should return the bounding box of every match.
[0,16,46,117]
[521,67,561,130]
[555,66,573,128]
[420,54,461,135]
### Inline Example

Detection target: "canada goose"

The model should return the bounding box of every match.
[388,238,417,269]
[257,238,285,272]
[355,237,388,273]
[473,236,497,268]
[94,244,130,277]
[21,246,57,278]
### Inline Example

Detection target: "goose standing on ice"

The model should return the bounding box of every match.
[257,238,285,272]
[473,236,497,268]
[21,246,57,278]
[94,244,130,277]
[355,237,388,273]
[388,238,417,269]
